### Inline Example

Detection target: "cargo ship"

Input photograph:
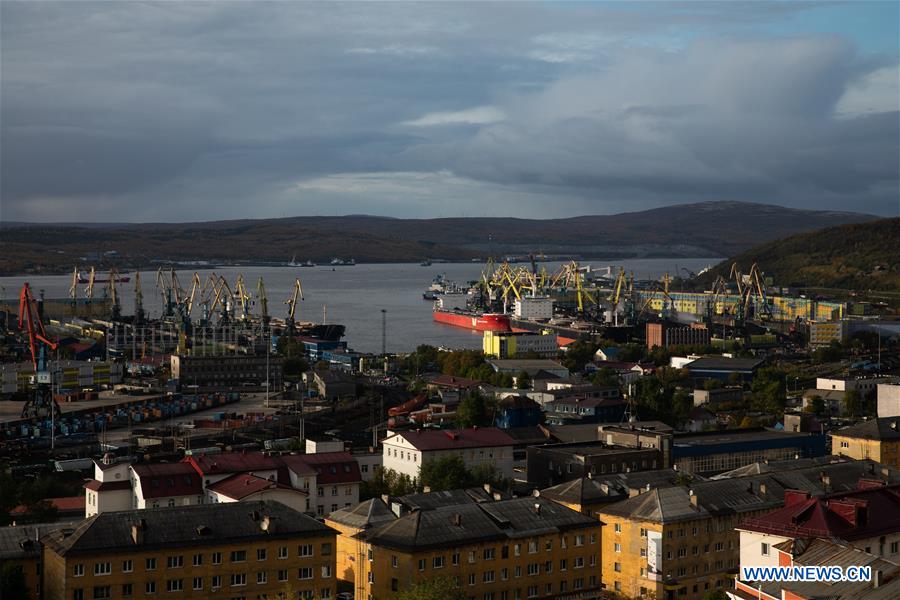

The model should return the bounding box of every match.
[77,272,131,284]
[433,309,511,332]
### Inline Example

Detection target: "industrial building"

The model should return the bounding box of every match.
[646,321,710,350]
[170,353,282,390]
[2,360,123,395]
[482,330,558,359]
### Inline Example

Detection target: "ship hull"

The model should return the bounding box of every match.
[433,310,511,332]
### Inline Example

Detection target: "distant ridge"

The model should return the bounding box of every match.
[701,218,900,291]
[1,201,880,275]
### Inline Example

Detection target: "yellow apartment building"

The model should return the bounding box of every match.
[40,500,336,600]
[832,418,900,468]
[0,523,59,600]
[330,496,602,600]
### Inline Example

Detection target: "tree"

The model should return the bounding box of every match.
[560,341,600,372]
[515,370,531,390]
[456,392,490,428]
[844,390,863,417]
[808,395,826,417]
[591,367,619,388]
[419,455,470,492]
[394,577,466,600]
[702,591,728,600]
[361,467,416,499]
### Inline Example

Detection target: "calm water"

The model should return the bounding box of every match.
[1,259,717,353]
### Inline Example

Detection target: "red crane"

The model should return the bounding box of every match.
[18,283,60,420]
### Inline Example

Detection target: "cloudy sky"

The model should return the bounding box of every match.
[1,1,897,222]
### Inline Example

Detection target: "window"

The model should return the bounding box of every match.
[614,543,621,553]
[677,548,686,558]
[761,543,769,556]
[614,562,621,572]
[392,579,399,592]
[590,555,597,567]
[230,550,247,563]
[278,546,288,559]
[452,553,460,566]
[322,542,332,556]
[145,582,156,594]
[575,534,584,547]
[166,555,183,569]
[257,572,267,584]
[527,563,539,576]
[501,568,508,580]
[640,528,647,537]
[560,558,567,571]
[527,585,538,598]
[545,540,553,551]
[469,574,476,586]
[484,548,496,560]
[418,558,426,571]
[74,564,85,577]
[515,566,522,578]
[192,577,203,591]
[278,569,288,582]
[298,544,314,557]
[433,556,445,569]
[514,544,521,556]
[192,553,202,567]
[468,551,476,564]
[484,570,495,583]
[230,573,246,587]
[392,555,398,568]
[528,540,538,554]
[73,590,84,600]
[614,523,622,533]
[212,552,222,565]
[892,542,899,554]
[165,580,183,592]
[715,542,724,552]
[122,560,133,573]
[298,567,313,580]
[321,588,332,599]
[322,565,332,578]
[331,486,338,496]
[211,575,221,589]
[92,586,110,599]
[121,583,133,597]
[146,558,157,571]
[331,504,338,513]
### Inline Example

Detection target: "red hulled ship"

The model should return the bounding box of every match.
[433,309,511,332]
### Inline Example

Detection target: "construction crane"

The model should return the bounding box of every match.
[746,263,772,321]
[18,283,60,420]
[257,277,269,326]
[68,267,79,305]
[234,274,253,321]
[284,278,304,332]
[134,271,145,325]
[107,267,121,320]
[84,267,96,301]
[211,276,234,324]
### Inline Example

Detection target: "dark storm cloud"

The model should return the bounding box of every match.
[0,1,897,221]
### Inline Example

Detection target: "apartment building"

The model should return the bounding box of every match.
[330,496,602,600]
[832,417,900,468]
[382,427,517,480]
[41,501,336,600]
[737,482,900,568]
[596,459,900,600]
[86,451,362,518]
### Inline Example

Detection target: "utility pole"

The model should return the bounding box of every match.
[381,309,387,374]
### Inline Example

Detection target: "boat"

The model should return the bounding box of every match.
[330,258,356,266]
[433,308,511,332]
[301,260,316,267]
[287,255,300,267]
[423,291,440,301]
[77,272,130,284]
[420,259,432,266]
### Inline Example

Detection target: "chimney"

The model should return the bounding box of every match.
[759,483,767,496]
[873,570,883,589]
[483,483,492,494]
[423,486,431,494]
[380,494,390,505]
[492,492,502,501]
[452,513,462,526]
[533,503,542,515]
[689,490,698,509]
[261,515,271,532]
[821,473,831,492]
[131,519,146,545]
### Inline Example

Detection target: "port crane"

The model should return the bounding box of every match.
[107,267,121,320]
[18,283,60,420]
[284,278,304,333]
[84,267,96,301]
[257,277,269,326]
[134,271,145,325]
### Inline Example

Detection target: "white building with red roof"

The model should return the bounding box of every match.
[205,472,308,513]
[382,427,516,481]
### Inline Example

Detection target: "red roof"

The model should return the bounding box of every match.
[740,482,900,541]
[184,452,279,476]
[276,452,362,485]
[391,427,516,451]
[133,462,203,499]
[84,480,131,492]
[10,496,85,515]
[206,473,304,500]
[427,374,482,389]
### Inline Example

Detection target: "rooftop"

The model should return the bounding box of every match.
[832,418,900,442]
[275,452,362,485]
[132,462,202,499]
[387,427,516,451]
[685,356,765,371]
[42,501,333,557]
[360,497,597,552]
[184,452,279,476]
[326,498,396,530]
[206,473,301,501]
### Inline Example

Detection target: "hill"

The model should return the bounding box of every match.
[0,201,880,275]
[699,218,900,291]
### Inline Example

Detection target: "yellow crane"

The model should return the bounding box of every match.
[284,278,304,330]
[84,267,96,300]
[69,267,79,302]
[184,272,202,317]
[234,274,253,320]
[257,277,269,324]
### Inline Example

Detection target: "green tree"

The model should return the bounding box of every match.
[702,590,728,600]
[808,395,826,416]
[560,341,600,372]
[844,390,863,417]
[419,456,470,492]
[591,367,619,388]
[515,370,531,390]
[456,392,491,428]
[394,577,466,600]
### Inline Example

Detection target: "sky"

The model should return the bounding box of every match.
[1,1,898,222]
